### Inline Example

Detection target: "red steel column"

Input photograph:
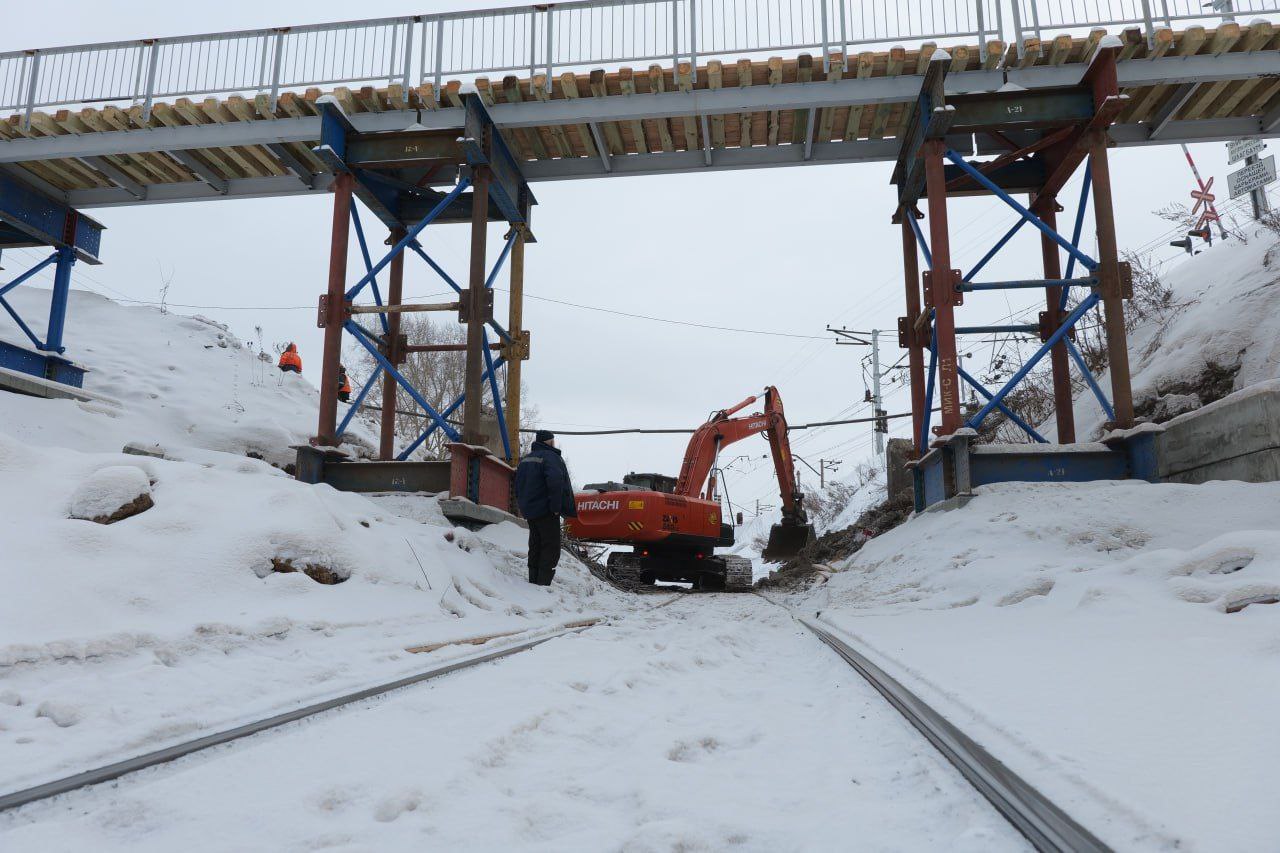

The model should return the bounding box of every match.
[317,172,353,446]
[463,166,491,445]
[380,227,407,460]
[901,218,926,454]
[922,140,962,436]
[1037,202,1076,443]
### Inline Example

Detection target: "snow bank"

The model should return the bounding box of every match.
[0,288,354,469]
[0,290,629,793]
[1061,230,1280,438]
[798,480,1280,850]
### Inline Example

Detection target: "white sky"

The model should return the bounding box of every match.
[2,2,1248,515]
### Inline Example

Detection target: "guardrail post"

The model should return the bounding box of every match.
[1140,0,1156,48]
[820,0,830,73]
[838,0,848,63]
[690,0,699,83]
[1010,0,1025,59]
[401,19,415,89]
[975,0,986,63]
[268,31,285,113]
[22,51,40,129]
[141,41,160,121]
[545,8,554,93]
[671,0,679,81]
[434,21,445,90]
[1028,0,1042,45]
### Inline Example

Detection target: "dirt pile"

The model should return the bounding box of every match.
[759,492,914,590]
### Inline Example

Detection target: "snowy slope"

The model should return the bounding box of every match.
[784,234,1280,849]
[1057,229,1280,439]
[0,287,356,469]
[0,288,628,793]
[793,480,1280,850]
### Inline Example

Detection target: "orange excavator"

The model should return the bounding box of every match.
[567,386,815,591]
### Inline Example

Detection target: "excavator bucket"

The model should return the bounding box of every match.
[761,522,815,562]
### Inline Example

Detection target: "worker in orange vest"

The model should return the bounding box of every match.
[277,343,302,374]
[337,365,352,403]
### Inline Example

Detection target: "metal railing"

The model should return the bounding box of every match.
[0,0,1269,126]
[0,0,996,125]
[1011,0,1280,54]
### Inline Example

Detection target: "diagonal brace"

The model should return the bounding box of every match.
[945,149,1098,272]
[345,178,471,301]
[347,321,460,442]
[967,293,1101,429]
[957,364,1048,443]
[336,365,384,438]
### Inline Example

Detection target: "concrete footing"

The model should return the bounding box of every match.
[908,382,1280,510]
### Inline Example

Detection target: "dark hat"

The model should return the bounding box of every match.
[535,429,555,443]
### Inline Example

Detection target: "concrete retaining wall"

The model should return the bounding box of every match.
[1156,381,1280,485]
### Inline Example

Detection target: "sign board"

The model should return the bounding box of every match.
[1227,138,1266,164]
[1228,155,1277,199]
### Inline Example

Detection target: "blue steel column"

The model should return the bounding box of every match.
[380,227,406,460]
[43,245,75,354]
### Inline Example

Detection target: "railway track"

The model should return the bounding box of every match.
[0,618,606,814]
[4,591,1111,852]
[755,592,1111,853]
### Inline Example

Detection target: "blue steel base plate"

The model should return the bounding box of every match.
[0,338,86,388]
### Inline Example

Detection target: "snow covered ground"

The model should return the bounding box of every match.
[794,479,1280,850]
[0,289,627,798]
[0,595,1026,852]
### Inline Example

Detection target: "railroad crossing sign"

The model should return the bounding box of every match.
[1190,177,1215,214]
[1228,154,1277,199]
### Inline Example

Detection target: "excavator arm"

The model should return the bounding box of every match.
[674,386,814,559]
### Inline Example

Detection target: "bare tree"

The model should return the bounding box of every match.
[348,316,537,459]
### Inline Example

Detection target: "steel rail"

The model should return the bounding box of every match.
[797,615,1111,853]
[0,621,597,814]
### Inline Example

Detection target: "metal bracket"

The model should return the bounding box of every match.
[501,329,531,361]
[1038,311,1078,343]
[458,288,495,324]
[1118,260,1133,299]
[922,269,963,310]
[383,332,409,365]
[316,294,353,329]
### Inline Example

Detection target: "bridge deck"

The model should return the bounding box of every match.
[1,22,1278,209]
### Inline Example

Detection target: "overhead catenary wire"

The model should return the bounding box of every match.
[354,402,934,435]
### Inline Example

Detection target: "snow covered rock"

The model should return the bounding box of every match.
[69,465,154,524]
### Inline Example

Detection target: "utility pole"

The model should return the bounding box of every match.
[869,329,884,457]
[828,324,889,459]
[818,458,842,489]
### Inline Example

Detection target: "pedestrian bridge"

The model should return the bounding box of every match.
[0,0,1279,209]
[0,0,1278,509]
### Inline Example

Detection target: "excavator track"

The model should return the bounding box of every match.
[719,555,755,592]
[604,552,646,591]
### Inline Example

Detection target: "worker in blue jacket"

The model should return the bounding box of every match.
[514,430,577,586]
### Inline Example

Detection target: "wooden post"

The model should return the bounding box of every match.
[505,225,526,462]
[380,227,406,460]
[901,218,926,454]
[1037,202,1076,443]
[463,166,491,445]
[923,140,962,436]
[317,172,353,446]
[1085,45,1134,429]
[1089,137,1134,428]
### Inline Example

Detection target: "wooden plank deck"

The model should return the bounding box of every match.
[1,24,1277,200]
